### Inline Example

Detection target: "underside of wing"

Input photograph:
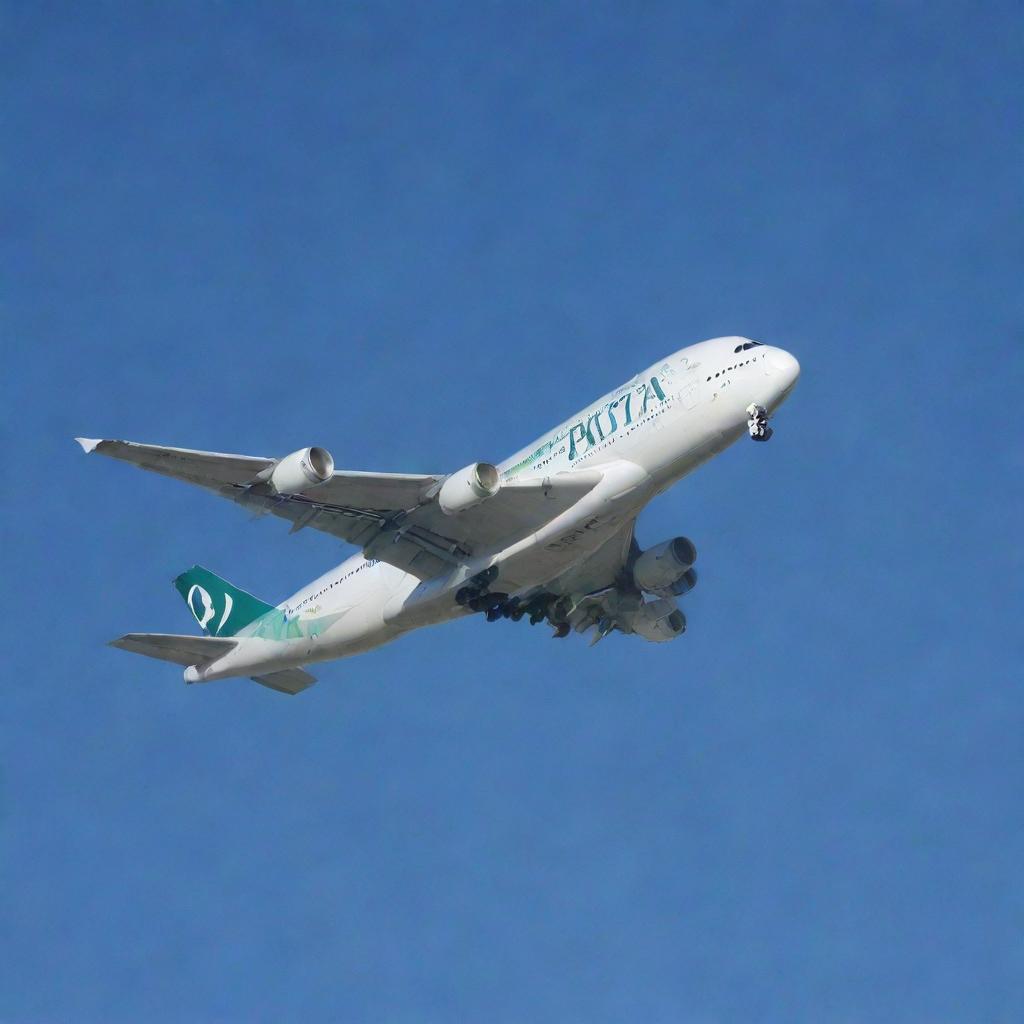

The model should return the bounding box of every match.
[495,518,640,640]
[524,522,690,644]
[79,438,603,580]
[536,516,638,603]
[241,471,604,578]
[78,438,445,573]
[77,438,438,510]
[408,473,603,550]
[77,437,272,487]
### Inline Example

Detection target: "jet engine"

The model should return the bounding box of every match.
[669,568,698,598]
[438,462,501,515]
[632,537,697,593]
[627,598,686,642]
[264,446,334,494]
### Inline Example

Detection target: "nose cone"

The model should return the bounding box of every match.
[766,347,800,410]
[770,347,800,385]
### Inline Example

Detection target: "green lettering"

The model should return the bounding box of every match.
[622,392,633,425]
[605,398,619,433]
[640,376,667,415]
[568,423,587,460]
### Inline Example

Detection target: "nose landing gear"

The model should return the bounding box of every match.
[746,403,773,442]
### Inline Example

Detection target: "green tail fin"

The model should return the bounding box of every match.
[173,565,275,638]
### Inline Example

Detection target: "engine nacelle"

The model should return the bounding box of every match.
[628,599,686,642]
[670,568,698,598]
[265,446,334,494]
[632,537,697,593]
[438,462,500,515]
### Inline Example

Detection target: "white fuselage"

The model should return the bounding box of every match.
[194,337,800,681]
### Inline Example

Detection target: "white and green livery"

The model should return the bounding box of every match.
[78,337,800,695]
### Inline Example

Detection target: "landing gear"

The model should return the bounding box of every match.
[459,581,570,636]
[746,403,773,442]
[455,566,501,608]
[469,591,508,614]
[519,592,556,625]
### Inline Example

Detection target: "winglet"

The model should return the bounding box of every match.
[75,437,103,453]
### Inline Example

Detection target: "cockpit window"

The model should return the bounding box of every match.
[734,341,764,352]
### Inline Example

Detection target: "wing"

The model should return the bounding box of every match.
[507,519,642,642]
[78,438,601,579]
[529,516,638,602]
[76,437,434,511]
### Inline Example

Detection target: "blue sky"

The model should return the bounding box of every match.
[3,2,1022,1020]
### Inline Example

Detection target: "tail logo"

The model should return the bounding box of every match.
[187,585,233,634]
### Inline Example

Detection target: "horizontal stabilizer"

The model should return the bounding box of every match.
[250,667,317,695]
[110,633,236,667]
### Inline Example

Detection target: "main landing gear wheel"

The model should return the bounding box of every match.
[746,403,773,442]
[456,566,502,610]
[552,622,571,639]
[471,592,508,614]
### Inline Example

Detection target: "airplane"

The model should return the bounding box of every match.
[77,336,799,695]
